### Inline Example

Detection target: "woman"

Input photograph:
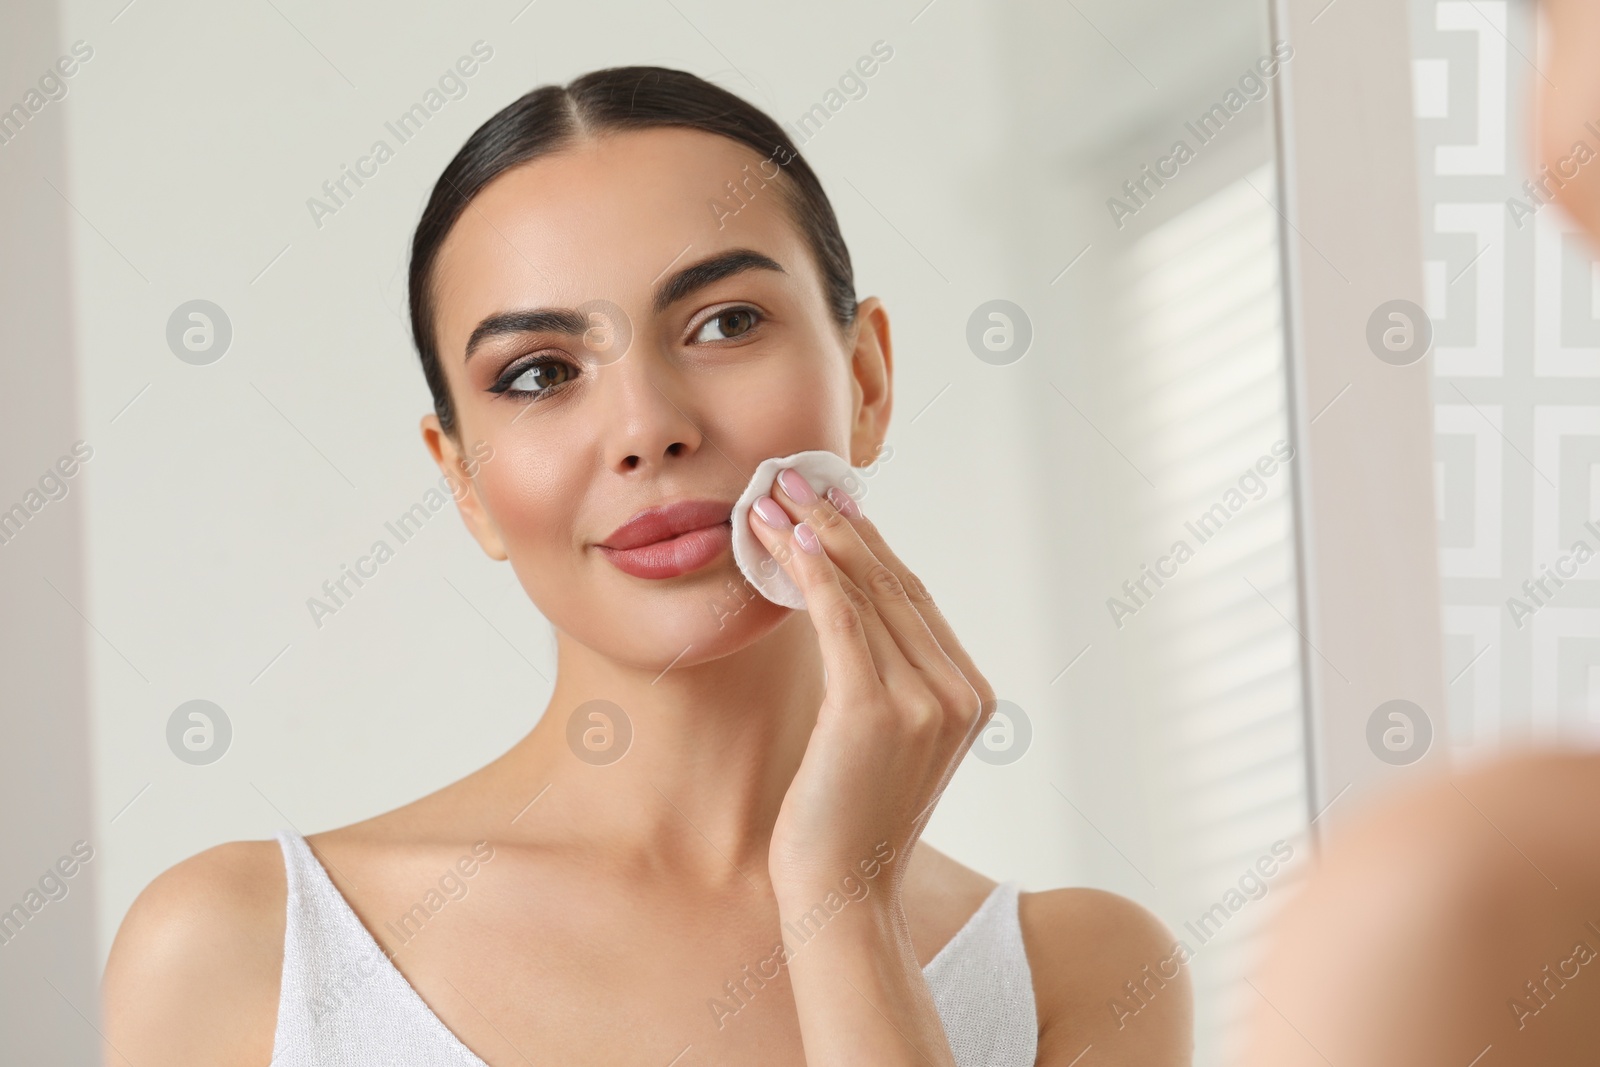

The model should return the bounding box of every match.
[101,66,1192,1066]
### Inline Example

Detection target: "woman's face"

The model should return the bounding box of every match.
[422,126,892,668]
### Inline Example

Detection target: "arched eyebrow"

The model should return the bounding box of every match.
[462,247,787,363]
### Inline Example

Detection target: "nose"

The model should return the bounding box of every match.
[596,348,706,474]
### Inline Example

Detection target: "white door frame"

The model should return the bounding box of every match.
[1269,0,1449,834]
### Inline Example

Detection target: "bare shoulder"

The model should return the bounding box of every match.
[906,842,1191,1063]
[1343,749,1600,873]
[1239,751,1600,1065]
[1018,885,1193,1066]
[1269,749,1600,944]
[101,838,285,1067]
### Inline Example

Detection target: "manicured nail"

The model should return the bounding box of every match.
[826,486,862,519]
[777,467,819,505]
[753,496,791,530]
[794,522,822,554]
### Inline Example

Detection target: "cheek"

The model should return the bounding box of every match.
[474,430,575,553]
[723,344,854,457]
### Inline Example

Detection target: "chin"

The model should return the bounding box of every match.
[692,592,792,654]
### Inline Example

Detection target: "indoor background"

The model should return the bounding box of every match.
[1,1,1573,1064]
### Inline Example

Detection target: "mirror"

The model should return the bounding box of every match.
[0,1,1304,1063]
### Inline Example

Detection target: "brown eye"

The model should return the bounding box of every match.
[491,358,576,398]
[694,307,762,343]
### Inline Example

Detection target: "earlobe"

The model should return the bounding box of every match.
[419,414,510,562]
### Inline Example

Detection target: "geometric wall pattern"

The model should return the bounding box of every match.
[1413,0,1600,752]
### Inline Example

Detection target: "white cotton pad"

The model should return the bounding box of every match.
[730,449,861,610]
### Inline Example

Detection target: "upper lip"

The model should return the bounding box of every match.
[598,498,733,550]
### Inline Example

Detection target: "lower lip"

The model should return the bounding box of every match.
[596,521,732,579]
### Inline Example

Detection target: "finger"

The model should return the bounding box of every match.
[785,492,995,794]
[840,497,993,716]
[744,503,885,702]
[752,501,970,802]
[748,504,936,728]
[829,566,928,701]
[770,469,963,695]
[772,471,984,746]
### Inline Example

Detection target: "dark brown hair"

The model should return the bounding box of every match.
[407,65,858,437]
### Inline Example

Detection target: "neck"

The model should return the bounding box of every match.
[487,609,827,887]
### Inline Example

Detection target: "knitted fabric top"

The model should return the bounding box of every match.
[269,828,1038,1066]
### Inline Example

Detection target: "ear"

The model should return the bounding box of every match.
[420,413,509,561]
[847,296,893,467]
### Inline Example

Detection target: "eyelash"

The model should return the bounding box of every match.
[691,304,764,345]
[489,353,575,402]
[488,304,766,403]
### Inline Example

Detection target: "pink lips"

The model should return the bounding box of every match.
[596,498,733,579]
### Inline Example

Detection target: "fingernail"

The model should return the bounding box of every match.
[794,522,822,554]
[777,468,819,505]
[826,486,862,519]
[753,496,791,530]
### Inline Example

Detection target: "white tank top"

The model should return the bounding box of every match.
[270,829,1038,1066]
